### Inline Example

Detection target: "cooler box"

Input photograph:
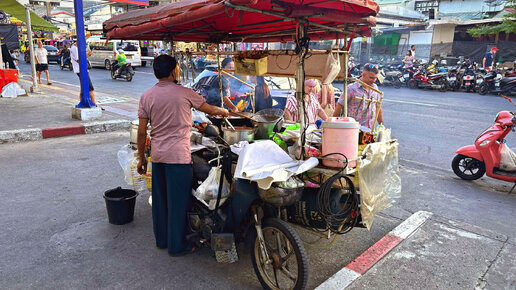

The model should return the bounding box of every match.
[0,69,19,90]
[321,117,359,168]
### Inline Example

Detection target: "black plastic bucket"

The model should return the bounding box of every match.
[104,187,138,225]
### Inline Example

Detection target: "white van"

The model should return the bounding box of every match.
[86,36,142,70]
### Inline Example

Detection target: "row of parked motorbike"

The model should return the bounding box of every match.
[349,59,516,96]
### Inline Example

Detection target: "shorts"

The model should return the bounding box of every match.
[36,64,48,72]
[76,73,94,91]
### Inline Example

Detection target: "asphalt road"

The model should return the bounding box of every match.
[3,60,515,288]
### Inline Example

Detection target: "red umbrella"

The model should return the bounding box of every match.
[103,0,379,42]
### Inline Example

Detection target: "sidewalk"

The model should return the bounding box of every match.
[0,80,134,143]
[317,211,514,289]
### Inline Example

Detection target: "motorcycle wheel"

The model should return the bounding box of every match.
[111,70,116,80]
[60,63,64,70]
[408,80,417,89]
[69,65,73,71]
[126,73,133,82]
[439,79,449,92]
[479,84,488,95]
[451,154,485,181]
[250,218,308,290]
[393,79,402,89]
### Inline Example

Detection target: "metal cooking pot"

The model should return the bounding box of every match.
[130,120,139,144]
[253,108,284,139]
[222,127,255,145]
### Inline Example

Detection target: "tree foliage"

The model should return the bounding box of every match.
[468,0,516,36]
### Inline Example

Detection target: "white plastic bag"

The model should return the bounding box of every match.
[192,109,212,124]
[500,144,516,171]
[194,166,229,200]
[1,82,26,98]
[358,140,401,230]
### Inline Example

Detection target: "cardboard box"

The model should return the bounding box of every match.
[234,57,267,76]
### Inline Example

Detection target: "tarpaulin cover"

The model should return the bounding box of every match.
[0,25,20,50]
[104,0,379,42]
[0,0,58,32]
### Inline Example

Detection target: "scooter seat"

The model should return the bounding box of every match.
[501,77,516,85]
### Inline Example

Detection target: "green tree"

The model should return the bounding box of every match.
[468,0,516,36]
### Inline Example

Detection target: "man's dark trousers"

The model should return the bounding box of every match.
[151,163,193,255]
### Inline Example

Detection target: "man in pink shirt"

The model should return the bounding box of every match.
[136,55,228,256]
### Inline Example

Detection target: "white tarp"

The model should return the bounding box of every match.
[234,140,319,190]
[359,140,401,230]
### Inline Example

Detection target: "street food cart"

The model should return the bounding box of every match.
[105,1,400,289]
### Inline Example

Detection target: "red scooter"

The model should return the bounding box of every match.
[452,106,516,190]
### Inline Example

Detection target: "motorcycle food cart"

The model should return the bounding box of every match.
[105,1,400,289]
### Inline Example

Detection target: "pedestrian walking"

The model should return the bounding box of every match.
[70,41,98,107]
[136,55,228,256]
[34,41,51,85]
[483,47,499,71]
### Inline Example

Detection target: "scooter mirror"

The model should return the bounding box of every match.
[204,124,220,137]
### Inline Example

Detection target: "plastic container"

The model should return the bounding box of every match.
[321,117,359,168]
[103,187,138,225]
[0,69,19,90]
[130,153,147,192]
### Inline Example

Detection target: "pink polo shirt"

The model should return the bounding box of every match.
[138,80,205,164]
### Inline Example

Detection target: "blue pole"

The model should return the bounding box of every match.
[74,0,95,108]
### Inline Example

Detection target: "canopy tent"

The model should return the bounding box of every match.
[0,0,59,32]
[103,0,379,42]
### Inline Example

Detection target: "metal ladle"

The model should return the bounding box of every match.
[224,117,236,131]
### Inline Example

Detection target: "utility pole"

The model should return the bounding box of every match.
[25,6,38,92]
[74,0,94,108]
[46,1,53,39]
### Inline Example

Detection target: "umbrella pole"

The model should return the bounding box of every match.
[217,44,223,109]
[25,6,38,91]
[343,37,348,118]
[296,22,308,160]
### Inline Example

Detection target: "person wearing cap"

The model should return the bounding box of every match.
[333,64,384,129]
[114,49,127,76]
[284,78,328,124]
[483,47,499,71]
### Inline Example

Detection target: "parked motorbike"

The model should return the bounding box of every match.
[187,129,309,289]
[111,61,135,82]
[452,107,516,192]
[447,67,460,91]
[478,69,516,96]
[408,66,449,92]
[377,66,402,88]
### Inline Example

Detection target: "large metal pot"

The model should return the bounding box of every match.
[253,108,284,139]
[222,127,255,145]
[130,120,139,144]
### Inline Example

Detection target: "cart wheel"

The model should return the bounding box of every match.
[451,154,485,180]
[251,218,308,290]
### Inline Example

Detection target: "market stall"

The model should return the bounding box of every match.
[105,1,400,289]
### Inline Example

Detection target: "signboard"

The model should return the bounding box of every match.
[107,0,149,6]
[415,0,439,14]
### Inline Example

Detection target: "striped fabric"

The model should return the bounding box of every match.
[285,94,321,124]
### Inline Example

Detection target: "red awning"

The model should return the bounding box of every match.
[103,0,379,42]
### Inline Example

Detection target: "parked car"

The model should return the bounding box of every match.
[24,45,60,64]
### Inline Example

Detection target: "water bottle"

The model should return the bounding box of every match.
[145,157,152,192]
[130,153,147,192]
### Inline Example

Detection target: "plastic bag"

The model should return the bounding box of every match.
[1,82,26,98]
[358,140,401,230]
[194,166,229,200]
[192,109,212,124]
[500,144,516,171]
[117,144,135,186]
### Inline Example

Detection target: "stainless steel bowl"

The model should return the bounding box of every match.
[222,127,255,145]
[258,186,304,207]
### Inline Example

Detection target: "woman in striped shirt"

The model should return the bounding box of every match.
[284,79,328,124]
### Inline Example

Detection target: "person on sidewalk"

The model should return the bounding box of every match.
[136,55,229,256]
[333,64,384,129]
[483,47,499,71]
[71,41,98,107]
[35,41,51,85]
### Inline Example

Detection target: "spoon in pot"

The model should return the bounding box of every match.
[224,117,236,131]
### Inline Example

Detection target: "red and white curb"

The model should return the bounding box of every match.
[316,211,433,290]
[0,120,130,144]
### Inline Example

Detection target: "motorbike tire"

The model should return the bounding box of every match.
[408,80,417,89]
[439,79,449,92]
[451,154,485,181]
[69,65,73,71]
[111,70,116,80]
[126,73,133,82]
[60,63,64,70]
[250,218,308,290]
[394,79,402,89]
[479,84,488,95]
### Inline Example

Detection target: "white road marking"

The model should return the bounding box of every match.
[384,99,438,107]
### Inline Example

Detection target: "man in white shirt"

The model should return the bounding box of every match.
[71,41,98,107]
[410,45,416,61]
[34,41,51,85]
